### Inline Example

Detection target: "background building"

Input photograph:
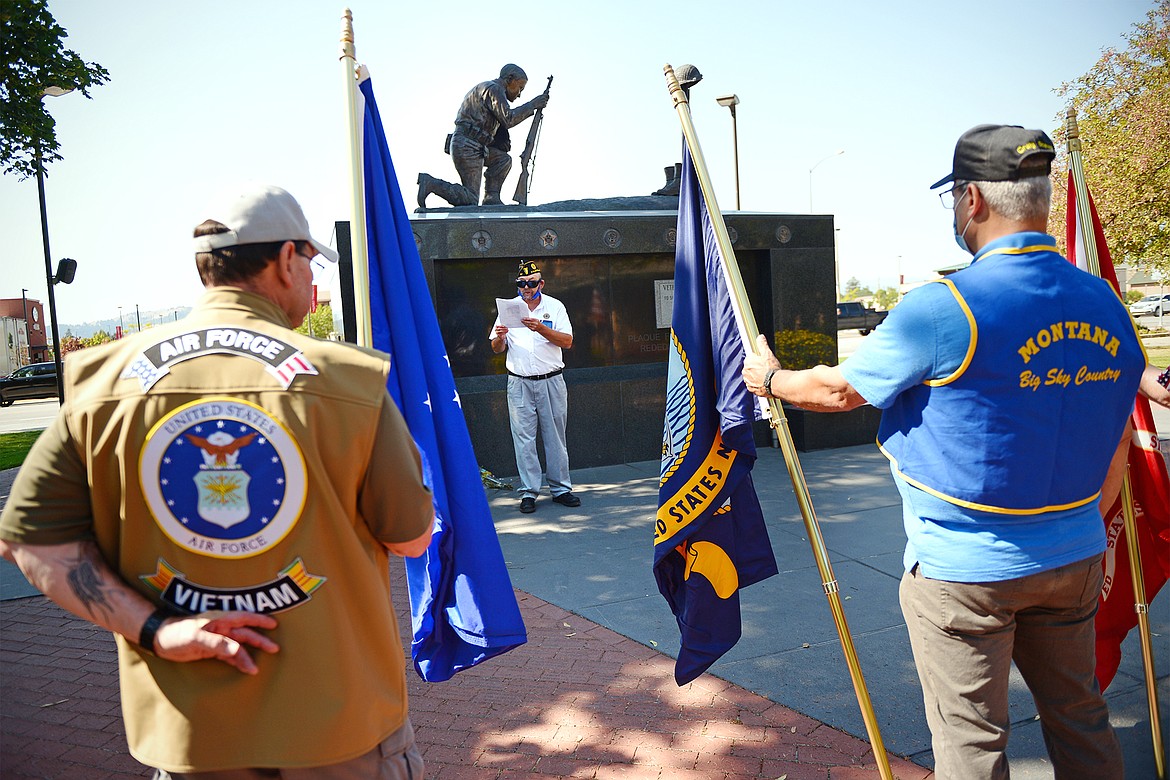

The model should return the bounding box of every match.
[0,297,47,366]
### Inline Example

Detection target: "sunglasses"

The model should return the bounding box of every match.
[516,279,542,288]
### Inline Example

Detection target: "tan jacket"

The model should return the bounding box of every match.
[0,288,433,771]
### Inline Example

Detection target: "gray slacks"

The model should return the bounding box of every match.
[507,373,571,498]
[899,556,1122,780]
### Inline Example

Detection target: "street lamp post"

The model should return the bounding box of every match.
[136,304,142,332]
[716,94,741,210]
[35,142,66,403]
[808,149,845,212]
[20,288,29,366]
[36,85,75,403]
[118,306,124,338]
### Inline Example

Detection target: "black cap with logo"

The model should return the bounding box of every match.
[930,124,1056,190]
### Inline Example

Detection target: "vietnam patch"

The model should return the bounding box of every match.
[140,398,306,559]
[141,558,326,614]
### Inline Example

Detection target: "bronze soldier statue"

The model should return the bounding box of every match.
[418,64,550,209]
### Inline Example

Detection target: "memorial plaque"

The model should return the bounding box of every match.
[654,280,674,329]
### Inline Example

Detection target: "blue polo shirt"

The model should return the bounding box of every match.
[840,232,1141,582]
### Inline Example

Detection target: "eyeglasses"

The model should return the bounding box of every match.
[516,279,542,288]
[296,244,330,282]
[939,184,969,210]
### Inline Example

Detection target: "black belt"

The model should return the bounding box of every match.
[508,369,563,381]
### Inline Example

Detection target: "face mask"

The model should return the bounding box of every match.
[953,196,975,254]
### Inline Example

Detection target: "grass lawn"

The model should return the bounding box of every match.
[0,430,43,471]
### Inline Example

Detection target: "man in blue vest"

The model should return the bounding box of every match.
[742,124,1143,779]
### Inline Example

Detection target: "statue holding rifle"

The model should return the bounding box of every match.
[418,64,551,209]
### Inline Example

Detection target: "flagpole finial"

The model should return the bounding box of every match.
[663,64,688,108]
[340,8,355,61]
[1064,106,1082,154]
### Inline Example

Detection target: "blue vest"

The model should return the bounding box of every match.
[878,240,1144,514]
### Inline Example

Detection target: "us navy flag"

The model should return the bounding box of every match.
[655,144,778,686]
[360,72,527,681]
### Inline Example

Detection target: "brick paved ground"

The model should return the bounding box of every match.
[0,570,929,780]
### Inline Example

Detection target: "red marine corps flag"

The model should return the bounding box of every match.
[1066,172,1170,691]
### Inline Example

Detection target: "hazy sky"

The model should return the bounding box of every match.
[1,0,1153,325]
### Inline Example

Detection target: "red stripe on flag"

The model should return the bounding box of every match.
[1067,170,1170,691]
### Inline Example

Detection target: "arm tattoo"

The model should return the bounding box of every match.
[66,550,115,620]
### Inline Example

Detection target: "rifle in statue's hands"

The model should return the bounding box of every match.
[513,75,553,206]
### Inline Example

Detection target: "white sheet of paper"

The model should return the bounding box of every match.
[495,297,530,329]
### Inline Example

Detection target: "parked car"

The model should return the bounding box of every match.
[836,301,888,335]
[0,362,59,406]
[1129,293,1170,317]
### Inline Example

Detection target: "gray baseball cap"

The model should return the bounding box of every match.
[192,184,338,262]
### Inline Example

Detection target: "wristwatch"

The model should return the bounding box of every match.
[138,607,175,655]
[762,367,779,398]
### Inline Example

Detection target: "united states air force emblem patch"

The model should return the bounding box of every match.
[140,398,306,559]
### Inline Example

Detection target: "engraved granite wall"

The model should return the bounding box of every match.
[337,209,873,476]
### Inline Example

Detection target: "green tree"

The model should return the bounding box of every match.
[841,277,873,301]
[1,0,110,179]
[295,304,337,339]
[1049,2,1169,278]
[81,330,112,348]
[873,286,900,310]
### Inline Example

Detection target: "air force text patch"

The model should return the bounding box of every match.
[121,327,318,391]
[140,398,307,559]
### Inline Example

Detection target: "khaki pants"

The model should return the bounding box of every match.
[899,557,1122,780]
[153,718,422,780]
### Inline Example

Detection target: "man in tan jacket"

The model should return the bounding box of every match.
[0,185,434,778]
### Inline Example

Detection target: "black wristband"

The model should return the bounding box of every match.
[138,607,173,654]
[762,367,779,398]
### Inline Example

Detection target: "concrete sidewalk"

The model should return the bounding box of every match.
[0,455,926,780]
[3,436,1167,778]
[487,445,1168,780]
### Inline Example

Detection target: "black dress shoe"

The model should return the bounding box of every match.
[520,497,536,513]
[551,492,581,507]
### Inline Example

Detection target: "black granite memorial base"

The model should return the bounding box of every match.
[338,205,853,474]
[458,364,881,478]
[777,403,882,452]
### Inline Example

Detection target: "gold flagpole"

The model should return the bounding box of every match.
[340,8,372,347]
[1066,107,1165,780]
[662,64,895,780]
[1120,466,1166,779]
[1065,109,1101,279]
